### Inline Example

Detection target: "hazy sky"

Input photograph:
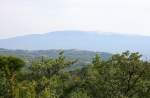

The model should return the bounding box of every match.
[0,0,150,38]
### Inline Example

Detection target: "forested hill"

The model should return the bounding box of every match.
[0,48,111,63]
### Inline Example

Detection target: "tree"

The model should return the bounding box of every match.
[25,51,77,98]
[76,51,150,98]
[0,56,25,98]
[109,51,150,98]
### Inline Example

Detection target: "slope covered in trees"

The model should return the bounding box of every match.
[0,49,111,65]
[0,51,150,98]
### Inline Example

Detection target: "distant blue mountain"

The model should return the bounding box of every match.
[0,31,149,57]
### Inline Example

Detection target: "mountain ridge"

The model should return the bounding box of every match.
[1,30,150,40]
[0,31,149,57]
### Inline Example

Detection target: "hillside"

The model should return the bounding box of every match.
[0,31,149,57]
[0,48,111,64]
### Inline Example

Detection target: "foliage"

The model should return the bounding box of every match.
[0,56,25,98]
[0,51,150,98]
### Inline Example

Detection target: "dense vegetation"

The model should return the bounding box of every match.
[0,51,150,98]
[0,48,111,62]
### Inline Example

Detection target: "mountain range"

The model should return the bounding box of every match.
[0,31,149,58]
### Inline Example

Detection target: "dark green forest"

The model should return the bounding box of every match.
[0,51,150,98]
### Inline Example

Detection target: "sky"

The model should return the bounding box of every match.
[0,0,150,39]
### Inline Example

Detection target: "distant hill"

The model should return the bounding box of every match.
[0,48,111,64]
[0,31,149,57]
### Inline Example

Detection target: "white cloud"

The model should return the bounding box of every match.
[0,0,150,38]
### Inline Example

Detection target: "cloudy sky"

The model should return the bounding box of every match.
[0,0,150,38]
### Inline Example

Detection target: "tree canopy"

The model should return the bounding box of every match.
[0,51,150,98]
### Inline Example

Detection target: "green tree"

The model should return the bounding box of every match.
[0,56,25,98]
[25,51,76,98]
[109,51,150,98]
[76,51,150,98]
